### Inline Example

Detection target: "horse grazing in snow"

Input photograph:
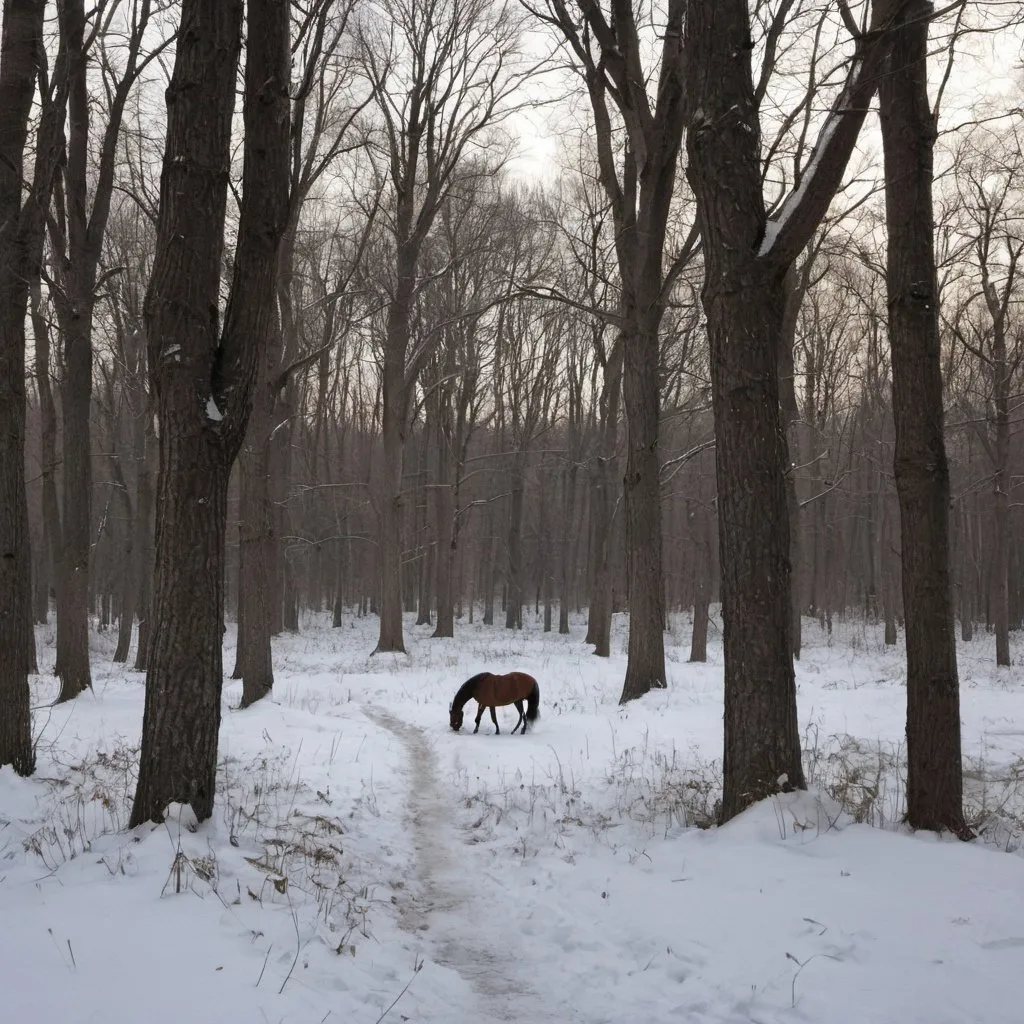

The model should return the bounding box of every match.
[448,671,540,735]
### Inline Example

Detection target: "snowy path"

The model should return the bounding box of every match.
[365,706,574,1024]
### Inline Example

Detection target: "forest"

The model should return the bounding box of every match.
[1,0,1022,839]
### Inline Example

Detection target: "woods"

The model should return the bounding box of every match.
[1,0,1022,839]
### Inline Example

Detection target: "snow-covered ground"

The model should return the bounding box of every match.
[2,611,1023,1024]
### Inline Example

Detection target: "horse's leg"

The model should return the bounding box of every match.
[490,705,499,734]
[511,700,525,734]
[474,702,485,733]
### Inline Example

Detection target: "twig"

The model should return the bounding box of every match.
[786,951,840,1008]
[373,957,423,1024]
[277,896,301,995]
[256,943,272,988]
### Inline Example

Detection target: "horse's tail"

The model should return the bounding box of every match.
[526,679,540,721]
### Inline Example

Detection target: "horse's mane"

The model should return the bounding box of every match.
[451,672,491,710]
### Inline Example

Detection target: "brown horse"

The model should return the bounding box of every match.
[449,671,540,735]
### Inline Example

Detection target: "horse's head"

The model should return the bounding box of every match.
[449,702,464,732]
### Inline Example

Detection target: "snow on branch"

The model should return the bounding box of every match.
[759,0,910,267]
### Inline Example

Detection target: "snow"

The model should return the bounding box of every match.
[2,613,1023,1023]
[206,395,224,422]
[758,113,839,258]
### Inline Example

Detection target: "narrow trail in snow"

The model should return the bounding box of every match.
[364,707,571,1024]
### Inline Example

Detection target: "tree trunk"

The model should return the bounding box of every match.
[375,263,415,653]
[282,544,299,631]
[959,503,975,641]
[238,416,274,707]
[685,0,807,821]
[879,0,967,836]
[113,556,136,661]
[882,489,900,646]
[109,474,134,658]
[132,445,231,823]
[432,432,455,638]
[482,503,496,625]
[230,531,246,678]
[989,310,1010,667]
[130,0,289,826]
[703,263,804,821]
[416,546,432,626]
[587,340,623,655]
[332,549,344,627]
[689,498,712,663]
[32,531,48,624]
[415,430,432,626]
[113,358,148,663]
[376,405,407,651]
[505,460,524,630]
[31,276,64,666]
[0,0,43,776]
[55,316,94,699]
[559,458,577,635]
[52,1,94,704]
[618,317,667,700]
[133,424,155,672]
[779,266,804,659]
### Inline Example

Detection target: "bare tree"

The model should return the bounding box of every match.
[418,189,499,638]
[130,0,290,825]
[528,0,696,701]
[358,0,533,653]
[879,0,967,836]
[236,0,368,707]
[43,0,167,702]
[944,123,1024,668]
[98,201,155,665]
[0,0,48,775]
[684,0,906,822]
[499,296,560,630]
[547,168,622,654]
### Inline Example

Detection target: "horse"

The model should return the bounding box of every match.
[449,671,540,735]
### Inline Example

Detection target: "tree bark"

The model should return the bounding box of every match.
[373,253,417,653]
[432,406,455,637]
[51,0,93,704]
[685,3,804,820]
[0,0,45,776]
[558,457,577,635]
[31,275,64,665]
[482,502,496,625]
[618,317,666,697]
[882,487,900,646]
[416,547,432,626]
[586,338,622,657]
[779,265,805,659]
[31,530,48,624]
[376,353,409,651]
[113,339,149,663]
[684,0,906,822]
[689,496,712,663]
[702,260,804,820]
[129,396,156,672]
[238,413,274,707]
[983,280,1011,667]
[130,0,289,826]
[959,501,975,642]
[878,0,967,836]
[504,456,525,630]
